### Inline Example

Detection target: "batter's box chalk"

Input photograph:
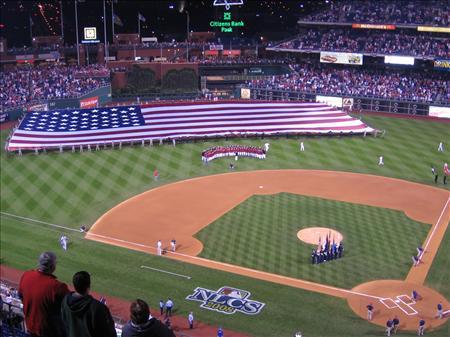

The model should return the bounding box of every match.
[397,295,415,305]
[380,298,397,309]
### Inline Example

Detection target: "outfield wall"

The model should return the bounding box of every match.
[243,87,448,116]
[1,86,112,122]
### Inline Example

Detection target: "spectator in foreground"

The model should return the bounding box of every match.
[61,271,117,337]
[18,251,70,337]
[121,299,175,337]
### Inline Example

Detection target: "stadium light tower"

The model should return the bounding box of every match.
[186,10,189,61]
[178,1,189,61]
[74,0,80,65]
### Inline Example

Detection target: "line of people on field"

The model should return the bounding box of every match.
[311,242,344,264]
[202,145,266,163]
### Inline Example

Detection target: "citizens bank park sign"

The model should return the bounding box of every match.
[211,0,245,33]
[186,286,265,315]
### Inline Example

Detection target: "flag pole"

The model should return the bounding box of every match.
[60,1,64,40]
[74,1,80,65]
[103,0,108,59]
[111,0,115,43]
[138,13,140,38]
[29,16,33,45]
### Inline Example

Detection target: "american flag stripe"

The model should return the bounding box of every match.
[9,125,369,146]
[7,101,374,151]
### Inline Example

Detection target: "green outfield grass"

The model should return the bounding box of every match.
[195,193,430,288]
[1,113,449,337]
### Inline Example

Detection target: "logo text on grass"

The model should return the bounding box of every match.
[186,286,265,315]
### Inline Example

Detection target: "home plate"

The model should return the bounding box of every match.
[395,300,400,303]
[259,185,263,188]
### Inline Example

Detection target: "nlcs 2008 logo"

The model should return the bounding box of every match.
[186,286,265,315]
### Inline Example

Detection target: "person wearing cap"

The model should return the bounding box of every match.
[165,298,173,317]
[437,303,443,319]
[418,319,425,335]
[392,316,400,334]
[386,318,393,336]
[188,311,194,329]
[366,303,374,320]
[18,251,70,337]
[121,299,174,337]
[61,271,117,337]
[159,299,165,315]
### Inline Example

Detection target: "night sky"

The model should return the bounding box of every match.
[0,0,332,47]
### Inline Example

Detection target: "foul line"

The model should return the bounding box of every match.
[0,212,81,233]
[422,196,450,254]
[140,265,191,280]
[86,232,383,300]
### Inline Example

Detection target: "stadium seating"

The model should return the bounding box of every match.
[273,29,449,58]
[0,64,110,110]
[303,0,449,26]
[247,63,449,104]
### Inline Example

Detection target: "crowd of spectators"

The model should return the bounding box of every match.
[303,0,449,26]
[196,55,294,65]
[0,64,110,110]
[1,251,177,337]
[275,29,449,58]
[247,63,449,104]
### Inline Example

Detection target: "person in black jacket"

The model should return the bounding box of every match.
[61,271,116,337]
[121,299,175,337]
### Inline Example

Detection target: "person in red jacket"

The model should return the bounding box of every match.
[19,251,70,337]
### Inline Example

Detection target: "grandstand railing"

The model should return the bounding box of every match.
[266,46,438,60]
[1,85,112,114]
[243,87,449,115]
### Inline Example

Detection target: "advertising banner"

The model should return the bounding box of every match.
[417,26,450,33]
[320,52,363,65]
[27,103,48,112]
[209,44,224,51]
[316,95,343,108]
[204,50,219,56]
[223,49,241,56]
[343,98,354,109]
[352,23,396,30]
[241,88,251,99]
[79,96,99,109]
[433,59,450,72]
[0,111,8,123]
[429,106,450,119]
[384,55,415,65]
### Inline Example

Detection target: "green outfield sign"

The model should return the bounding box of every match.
[210,12,244,33]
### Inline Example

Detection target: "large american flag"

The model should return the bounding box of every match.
[6,101,374,151]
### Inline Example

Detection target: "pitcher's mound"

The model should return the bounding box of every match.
[297,227,343,245]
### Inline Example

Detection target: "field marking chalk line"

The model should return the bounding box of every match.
[422,196,450,254]
[87,231,384,300]
[140,265,191,280]
[0,212,80,233]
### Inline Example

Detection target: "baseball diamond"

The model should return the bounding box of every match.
[2,2,450,336]
[85,170,450,332]
[1,109,449,337]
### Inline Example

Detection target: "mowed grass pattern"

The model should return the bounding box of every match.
[195,193,430,288]
[1,113,449,337]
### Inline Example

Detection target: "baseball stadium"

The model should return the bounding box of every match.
[0,1,449,337]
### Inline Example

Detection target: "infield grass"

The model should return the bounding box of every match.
[195,193,431,289]
[1,113,449,337]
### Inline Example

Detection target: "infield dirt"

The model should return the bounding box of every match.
[87,170,450,331]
